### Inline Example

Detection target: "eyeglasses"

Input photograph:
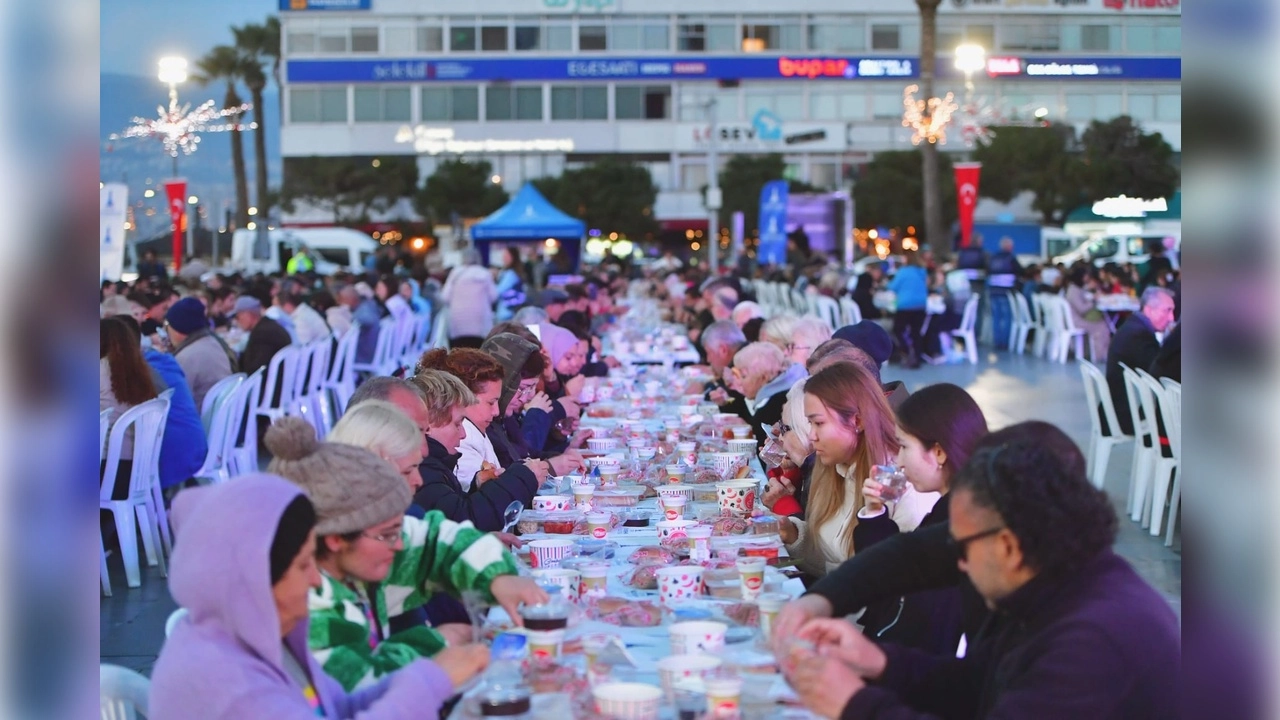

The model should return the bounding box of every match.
[361,528,404,547]
[516,384,538,399]
[947,526,1004,561]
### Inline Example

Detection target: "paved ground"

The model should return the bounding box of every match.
[100,349,1180,674]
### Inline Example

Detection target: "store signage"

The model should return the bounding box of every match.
[288,55,1177,84]
[394,126,575,155]
[542,0,618,13]
[1091,195,1169,218]
[279,0,370,10]
[1104,0,1179,9]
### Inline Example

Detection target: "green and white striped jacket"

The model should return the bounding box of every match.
[307,510,516,691]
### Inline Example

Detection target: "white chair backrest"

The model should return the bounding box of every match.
[1120,364,1154,439]
[258,345,301,412]
[101,394,171,504]
[165,607,189,637]
[429,308,450,350]
[291,342,315,401]
[306,338,333,396]
[1029,293,1046,327]
[200,373,245,433]
[958,295,980,333]
[839,296,862,326]
[100,409,112,462]
[813,296,841,331]
[203,374,246,467]
[233,367,265,468]
[1012,292,1032,326]
[1138,372,1178,457]
[328,327,359,386]
[100,663,150,720]
[1081,361,1126,438]
[1056,295,1080,332]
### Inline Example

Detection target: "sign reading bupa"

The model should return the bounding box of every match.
[280,0,371,10]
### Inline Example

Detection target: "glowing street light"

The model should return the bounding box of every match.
[158,56,189,107]
[954,44,986,99]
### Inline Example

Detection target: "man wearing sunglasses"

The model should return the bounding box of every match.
[777,421,1179,720]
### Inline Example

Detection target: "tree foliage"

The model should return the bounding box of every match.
[1078,116,1180,204]
[413,159,509,224]
[281,156,419,224]
[972,124,1085,225]
[191,45,252,228]
[532,157,659,239]
[709,154,819,234]
[853,150,956,233]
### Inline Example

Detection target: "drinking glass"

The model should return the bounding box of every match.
[872,464,909,503]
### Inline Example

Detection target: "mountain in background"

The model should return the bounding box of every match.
[101,72,281,239]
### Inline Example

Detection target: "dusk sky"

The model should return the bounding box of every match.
[102,0,279,77]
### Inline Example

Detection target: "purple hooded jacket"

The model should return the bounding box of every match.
[149,473,456,719]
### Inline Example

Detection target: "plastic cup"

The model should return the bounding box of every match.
[730,426,751,439]
[526,628,565,659]
[704,675,743,717]
[755,592,790,641]
[657,655,722,703]
[592,682,663,720]
[736,557,767,601]
[873,464,910,503]
[686,524,713,562]
[599,466,620,486]
[661,495,688,520]
[578,562,610,598]
[585,511,612,540]
[572,484,595,511]
[665,465,687,483]
[677,441,698,466]
[668,620,727,654]
[581,632,615,668]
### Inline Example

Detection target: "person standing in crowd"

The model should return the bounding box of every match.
[100,317,159,498]
[494,247,526,322]
[136,249,169,281]
[1064,265,1112,362]
[986,237,1022,351]
[278,288,331,345]
[286,245,315,275]
[235,296,293,377]
[441,250,498,348]
[728,341,808,444]
[776,362,936,578]
[887,255,930,369]
[263,418,547,692]
[853,383,988,654]
[1106,287,1176,433]
[164,297,236,409]
[410,369,545,532]
[150,474,489,720]
[785,421,1179,720]
[850,263,883,321]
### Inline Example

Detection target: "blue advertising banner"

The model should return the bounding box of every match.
[758,181,790,267]
[286,55,1179,84]
[280,0,370,10]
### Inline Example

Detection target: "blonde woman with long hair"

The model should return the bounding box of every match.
[776,362,939,576]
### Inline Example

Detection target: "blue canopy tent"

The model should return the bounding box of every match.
[470,183,586,270]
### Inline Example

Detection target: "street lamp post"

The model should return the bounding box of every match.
[158,57,188,177]
[705,98,721,274]
[954,43,987,105]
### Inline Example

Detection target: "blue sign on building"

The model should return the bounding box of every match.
[758,181,790,267]
[280,0,371,10]
[286,55,1179,84]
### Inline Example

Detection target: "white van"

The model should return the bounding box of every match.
[229,227,379,275]
[1052,231,1180,269]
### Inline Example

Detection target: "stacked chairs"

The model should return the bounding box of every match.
[839,296,862,327]
[429,307,451,350]
[100,391,172,588]
[1009,293,1035,355]
[1079,361,1134,490]
[1052,295,1091,363]
[812,295,842,332]
[100,664,150,720]
[192,373,246,485]
[227,368,265,476]
[326,328,360,418]
[1119,363,1160,526]
[948,296,981,365]
[1138,371,1181,542]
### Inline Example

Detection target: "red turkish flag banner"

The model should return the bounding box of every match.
[163,179,187,271]
[954,162,981,249]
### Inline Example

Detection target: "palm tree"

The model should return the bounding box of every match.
[233,18,280,226]
[192,45,251,229]
[917,0,948,261]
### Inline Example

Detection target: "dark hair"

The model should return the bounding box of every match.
[378,274,400,298]
[278,289,304,308]
[895,383,988,480]
[315,530,362,560]
[416,347,505,393]
[555,310,591,341]
[269,495,316,584]
[100,317,158,406]
[310,290,337,314]
[564,283,588,301]
[1067,264,1092,288]
[954,421,1116,577]
[742,316,764,343]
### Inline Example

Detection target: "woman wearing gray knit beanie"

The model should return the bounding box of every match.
[264,417,548,693]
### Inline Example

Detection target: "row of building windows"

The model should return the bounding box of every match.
[285,14,1180,57]
[289,83,1182,125]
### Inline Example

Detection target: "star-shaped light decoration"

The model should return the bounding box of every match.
[955,95,1011,147]
[902,85,959,146]
[111,99,256,158]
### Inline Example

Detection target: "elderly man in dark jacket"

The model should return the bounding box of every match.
[1105,287,1177,433]
[778,422,1180,720]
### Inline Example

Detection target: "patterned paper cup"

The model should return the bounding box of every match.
[735,557,766,601]
[656,566,705,607]
[585,511,612,540]
[587,437,619,452]
[703,452,741,479]
[668,620,727,654]
[592,682,663,720]
[526,628,565,659]
[528,538,575,569]
[531,568,582,605]
[533,495,573,512]
[726,438,758,457]
[716,481,758,517]
[656,519,697,543]
[578,562,610,599]
[661,495,688,520]
[676,442,698,466]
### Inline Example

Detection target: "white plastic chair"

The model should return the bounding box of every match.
[352,318,396,378]
[1157,380,1181,545]
[165,607,189,637]
[1053,296,1090,363]
[1030,294,1052,358]
[100,663,150,720]
[948,296,980,364]
[199,373,246,435]
[100,409,113,597]
[193,374,246,485]
[1120,364,1159,525]
[228,368,265,476]
[812,295,842,331]
[1010,293,1034,355]
[429,308,451,350]
[1138,371,1180,538]
[100,394,171,588]
[839,296,862,327]
[254,345,302,425]
[326,328,360,417]
[293,339,333,437]
[1079,361,1134,490]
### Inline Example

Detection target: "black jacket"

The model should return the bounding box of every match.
[840,551,1180,720]
[412,436,539,533]
[241,316,292,377]
[749,390,788,446]
[1105,314,1160,434]
[852,273,882,321]
[852,497,966,656]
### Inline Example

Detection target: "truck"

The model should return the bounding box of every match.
[228,227,380,275]
[970,223,1082,265]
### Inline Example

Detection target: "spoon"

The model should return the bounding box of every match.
[500,500,524,535]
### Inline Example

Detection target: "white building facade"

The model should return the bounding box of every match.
[279,0,1180,231]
